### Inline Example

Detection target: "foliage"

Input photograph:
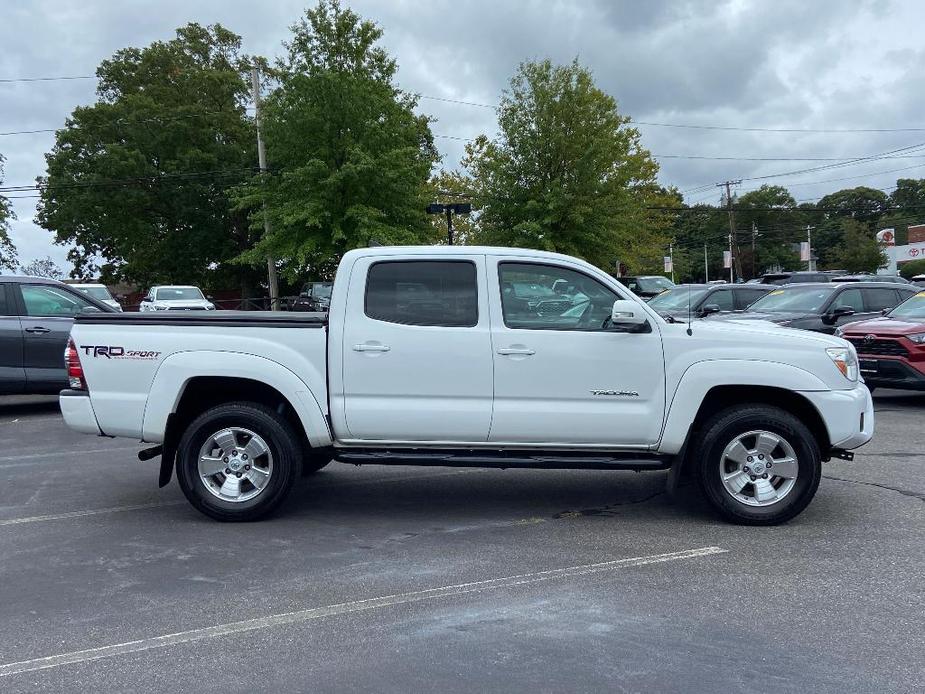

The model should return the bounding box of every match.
[425,171,479,246]
[19,256,63,279]
[233,0,437,281]
[0,155,18,271]
[817,186,889,223]
[36,24,259,289]
[832,219,886,273]
[462,59,670,273]
[899,258,925,279]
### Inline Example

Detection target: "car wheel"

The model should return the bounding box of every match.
[694,405,821,525]
[176,402,302,521]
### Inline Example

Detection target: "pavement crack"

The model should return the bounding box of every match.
[823,474,925,502]
[554,490,665,518]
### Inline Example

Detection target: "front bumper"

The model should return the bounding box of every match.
[801,383,874,451]
[59,390,102,435]
[860,357,925,391]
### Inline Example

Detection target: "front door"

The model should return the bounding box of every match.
[340,255,494,442]
[488,259,666,447]
[17,283,96,392]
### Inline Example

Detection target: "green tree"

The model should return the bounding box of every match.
[426,170,479,245]
[817,186,889,223]
[234,0,437,280]
[462,59,670,272]
[899,258,925,279]
[832,219,886,273]
[37,24,259,289]
[0,154,18,271]
[19,256,63,279]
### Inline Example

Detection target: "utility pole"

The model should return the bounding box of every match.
[728,230,734,283]
[669,242,675,283]
[806,225,814,271]
[704,243,708,282]
[445,207,454,246]
[250,67,279,310]
[717,180,742,280]
[752,222,758,278]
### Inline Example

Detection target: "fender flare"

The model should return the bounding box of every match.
[143,351,332,486]
[659,359,829,454]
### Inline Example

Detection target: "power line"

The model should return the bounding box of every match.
[0,75,95,84]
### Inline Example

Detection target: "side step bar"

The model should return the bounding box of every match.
[333,448,672,471]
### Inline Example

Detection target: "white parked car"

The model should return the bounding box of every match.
[72,283,122,311]
[139,285,215,311]
[61,246,872,525]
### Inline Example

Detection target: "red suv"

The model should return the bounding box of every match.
[837,291,925,391]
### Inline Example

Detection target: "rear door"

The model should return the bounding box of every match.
[340,255,494,442]
[17,283,98,393]
[0,284,25,394]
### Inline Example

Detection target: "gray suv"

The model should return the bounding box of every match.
[0,276,114,395]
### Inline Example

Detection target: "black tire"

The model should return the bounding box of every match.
[176,402,302,522]
[302,451,331,477]
[694,405,822,525]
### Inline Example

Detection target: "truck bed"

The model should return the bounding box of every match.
[75,310,328,327]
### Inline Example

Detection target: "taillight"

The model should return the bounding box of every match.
[65,338,87,390]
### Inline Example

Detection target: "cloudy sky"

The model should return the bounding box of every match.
[2,0,924,269]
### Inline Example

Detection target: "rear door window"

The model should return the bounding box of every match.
[19,285,95,317]
[365,260,478,327]
[862,288,899,312]
[735,288,769,309]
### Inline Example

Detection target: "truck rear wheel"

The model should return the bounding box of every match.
[694,405,822,525]
[175,402,302,521]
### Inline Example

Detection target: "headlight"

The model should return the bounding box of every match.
[907,332,925,344]
[826,347,858,381]
[206,304,216,310]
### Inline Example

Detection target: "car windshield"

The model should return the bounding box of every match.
[637,277,674,292]
[888,292,925,318]
[75,285,113,300]
[747,286,836,313]
[512,282,557,299]
[647,287,709,311]
[309,283,332,298]
[156,287,204,301]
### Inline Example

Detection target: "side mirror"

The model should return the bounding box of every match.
[700,303,721,317]
[611,299,648,327]
[300,292,310,298]
[80,306,101,314]
[827,306,855,323]
[881,307,890,315]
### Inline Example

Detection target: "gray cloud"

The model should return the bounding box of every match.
[1,0,922,269]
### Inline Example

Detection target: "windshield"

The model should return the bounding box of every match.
[647,287,709,311]
[75,285,113,301]
[637,277,674,292]
[888,292,925,319]
[156,287,205,301]
[747,286,835,313]
[512,282,557,299]
[309,283,332,298]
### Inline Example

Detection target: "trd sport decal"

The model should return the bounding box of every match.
[80,345,161,360]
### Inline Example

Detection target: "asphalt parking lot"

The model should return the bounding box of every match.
[0,394,923,693]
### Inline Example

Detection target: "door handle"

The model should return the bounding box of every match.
[24,327,51,334]
[353,343,391,352]
[497,347,535,356]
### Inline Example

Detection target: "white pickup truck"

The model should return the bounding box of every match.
[60,246,873,525]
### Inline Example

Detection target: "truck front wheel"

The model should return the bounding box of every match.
[694,405,822,525]
[175,402,302,521]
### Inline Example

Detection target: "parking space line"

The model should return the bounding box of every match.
[0,470,483,527]
[0,501,187,526]
[0,446,140,467]
[0,546,728,677]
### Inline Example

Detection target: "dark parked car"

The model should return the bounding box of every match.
[646,283,774,320]
[831,273,910,284]
[758,271,831,285]
[616,275,675,299]
[0,276,114,394]
[292,281,333,312]
[706,281,918,334]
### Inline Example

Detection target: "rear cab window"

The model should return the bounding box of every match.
[364,260,478,327]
